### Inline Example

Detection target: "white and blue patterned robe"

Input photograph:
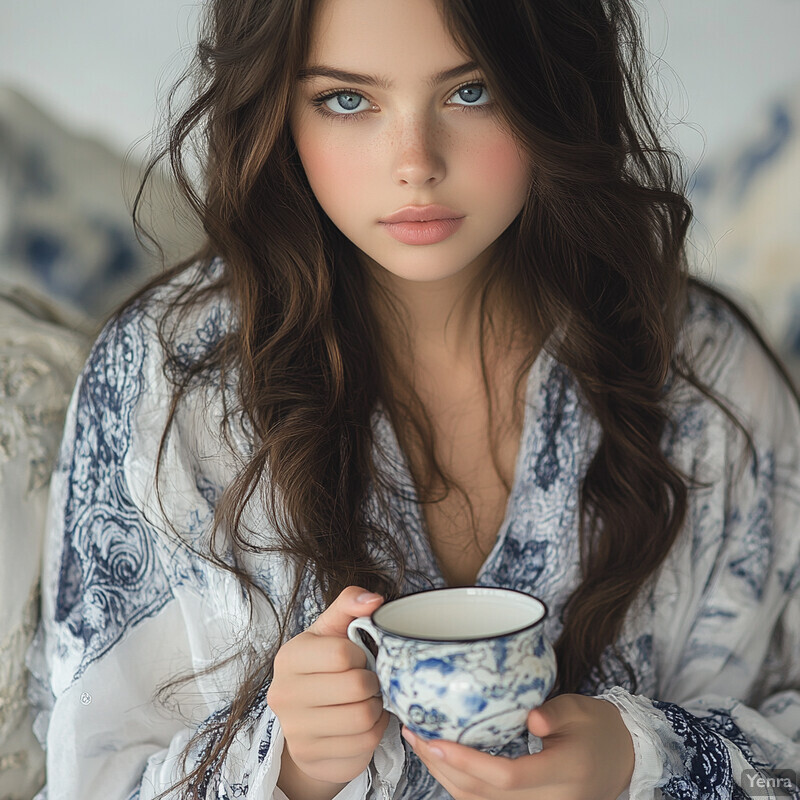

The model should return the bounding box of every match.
[27,262,800,800]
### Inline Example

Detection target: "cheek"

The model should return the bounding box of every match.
[472,137,531,206]
[295,134,371,212]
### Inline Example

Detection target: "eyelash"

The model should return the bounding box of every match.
[309,80,492,123]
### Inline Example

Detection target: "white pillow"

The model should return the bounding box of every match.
[0,287,88,799]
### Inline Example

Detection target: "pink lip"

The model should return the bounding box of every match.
[380,218,464,245]
[379,204,464,224]
[378,204,465,245]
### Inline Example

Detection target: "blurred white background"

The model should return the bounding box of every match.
[0,0,201,162]
[1,0,799,170]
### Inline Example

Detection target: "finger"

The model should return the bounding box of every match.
[291,696,386,737]
[527,694,583,740]
[526,705,556,738]
[307,586,384,638]
[292,668,381,706]
[282,632,371,674]
[289,710,390,761]
[404,735,491,798]
[403,728,556,792]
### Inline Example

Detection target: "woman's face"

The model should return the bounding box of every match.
[289,0,531,288]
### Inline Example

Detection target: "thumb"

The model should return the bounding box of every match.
[527,703,557,738]
[307,585,384,638]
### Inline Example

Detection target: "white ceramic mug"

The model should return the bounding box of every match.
[347,586,556,748]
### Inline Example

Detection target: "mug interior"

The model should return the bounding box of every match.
[373,587,546,641]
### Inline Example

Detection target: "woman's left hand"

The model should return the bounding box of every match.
[401,694,635,800]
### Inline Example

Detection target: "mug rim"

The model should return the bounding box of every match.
[370,585,549,643]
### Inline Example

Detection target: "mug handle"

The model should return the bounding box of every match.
[347,616,381,672]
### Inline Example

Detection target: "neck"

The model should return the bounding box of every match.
[364,252,505,375]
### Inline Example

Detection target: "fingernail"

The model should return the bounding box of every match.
[429,745,445,759]
[357,592,382,603]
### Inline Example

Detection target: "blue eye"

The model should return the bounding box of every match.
[450,83,490,107]
[320,91,369,115]
[310,80,492,122]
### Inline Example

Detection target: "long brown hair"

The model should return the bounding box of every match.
[127,0,797,795]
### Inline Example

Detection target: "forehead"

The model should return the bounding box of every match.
[304,0,469,77]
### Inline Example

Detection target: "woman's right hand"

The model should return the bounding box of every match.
[267,586,389,796]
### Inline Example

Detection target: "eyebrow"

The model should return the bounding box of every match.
[296,61,480,90]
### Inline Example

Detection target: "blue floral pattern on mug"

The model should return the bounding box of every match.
[348,590,556,749]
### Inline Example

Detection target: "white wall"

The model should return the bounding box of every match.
[0,0,201,160]
[1,0,799,167]
[640,1,800,166]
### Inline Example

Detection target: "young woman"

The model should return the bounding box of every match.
[28,0,800,798]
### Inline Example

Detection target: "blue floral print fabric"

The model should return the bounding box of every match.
[27,261,800,800]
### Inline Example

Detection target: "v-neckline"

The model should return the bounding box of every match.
[372,348,554,588]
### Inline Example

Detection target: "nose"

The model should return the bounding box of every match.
[391,116,446,188]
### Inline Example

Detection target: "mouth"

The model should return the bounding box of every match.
[379,204,465,224]
[378,216,465,246]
